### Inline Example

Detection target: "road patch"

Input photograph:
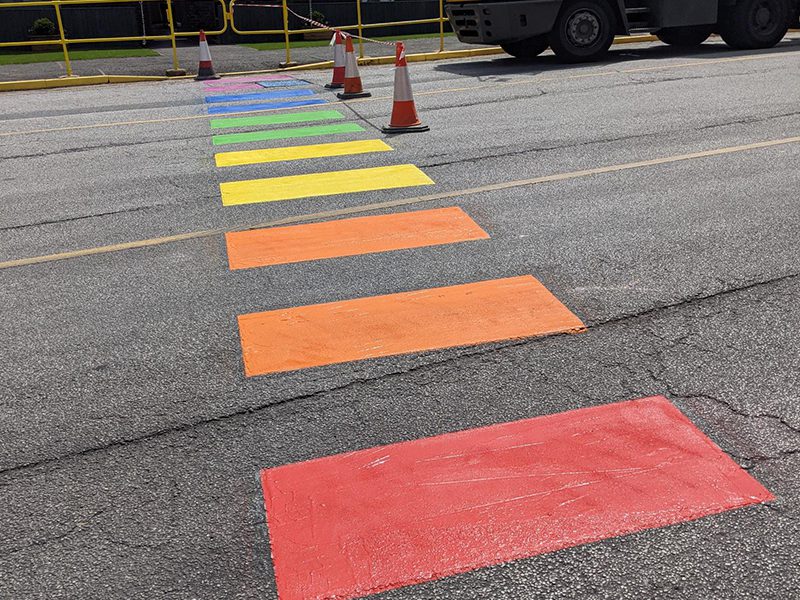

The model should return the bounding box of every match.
[209,109,345,130]
[203,83,265,92]
[207,98,328,115]
[225,207,489,269]
[204,89,316,103]
[215,139,392,167]
[257,80,311,88]
[237,275,584,375]
[220,164,433,206]
[204,74,294,85]
[260,396,773,600]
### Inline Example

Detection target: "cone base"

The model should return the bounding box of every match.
[337,91,372,99]
[325,83,345,89]
[382,123,430,134]
[195,73,220,81]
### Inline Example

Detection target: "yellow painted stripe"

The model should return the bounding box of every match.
[214,139,393,168]
[7,132,800,268]
[220,164,434,206]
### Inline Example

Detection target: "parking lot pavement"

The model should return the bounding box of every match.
[1,39,799,599]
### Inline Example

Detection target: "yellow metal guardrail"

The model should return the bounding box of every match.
[3,1,798,84]
[227,0,449,67]
[0,0,450,77]
[0,0,228,76]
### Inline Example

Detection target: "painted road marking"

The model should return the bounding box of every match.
[237,275,584,375]
[7,134,800,269]
[225,207,489,269]
[220,164,433,206]
[215,139,392,167]
[205,89,315,103]
[260,396,773,600]
[204,74,294,85]
[6,52,790,138]
[209,109,345,130]
[212,122,364,146]
[208,98,327,115]
[258,80,310,88]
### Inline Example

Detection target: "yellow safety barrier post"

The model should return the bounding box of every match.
[356,0,365,58]
[164,0,186,76]
[439,0,446,52]
[279,0,296,67]
[52,2,73,76]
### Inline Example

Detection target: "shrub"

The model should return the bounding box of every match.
[29,18,57,36]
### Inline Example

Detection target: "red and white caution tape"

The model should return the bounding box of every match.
[234,1,399,46]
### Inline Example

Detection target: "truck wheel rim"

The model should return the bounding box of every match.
[566,10,601,47]
[752,1,777,34]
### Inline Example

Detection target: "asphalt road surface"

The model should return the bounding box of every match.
[1,38,799,600]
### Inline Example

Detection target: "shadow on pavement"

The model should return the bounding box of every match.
[434,38,800,78]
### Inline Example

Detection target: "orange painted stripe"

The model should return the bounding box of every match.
[237,275,585,376]
[225,207,489,270]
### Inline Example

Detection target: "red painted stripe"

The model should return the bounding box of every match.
[261,396,772,600]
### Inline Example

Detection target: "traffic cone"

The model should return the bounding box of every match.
[195,30,220,81]
[337,34,371,99]
[382,43,428,133]
[325,30,346,89]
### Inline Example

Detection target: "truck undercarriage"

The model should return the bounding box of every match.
[446,0,800,62]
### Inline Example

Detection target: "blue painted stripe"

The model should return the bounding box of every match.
[207,98,328,114]
[205,89,315,103]
[258,80,311,88]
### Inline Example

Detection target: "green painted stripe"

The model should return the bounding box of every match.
[209,110,346,130]
[212,123,366,146]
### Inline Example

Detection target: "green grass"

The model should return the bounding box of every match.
[0,48,159,65]
[242,32,454,51]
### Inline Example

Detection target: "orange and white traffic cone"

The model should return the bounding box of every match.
[325,30,346,89]
[195,30,220,81]
[382,43,428,133]
[336,34,371,100]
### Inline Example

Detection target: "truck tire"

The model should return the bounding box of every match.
[719,0,791,49]
[548,0,616,63]
[501,36,549,59]
[656,25,714,46]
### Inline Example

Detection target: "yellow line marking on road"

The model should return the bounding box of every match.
[220,164,433,206]
[215,139,392,167]
[0,50,793,138]
[3,134,800,270]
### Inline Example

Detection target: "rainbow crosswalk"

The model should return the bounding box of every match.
[200,74,773,600]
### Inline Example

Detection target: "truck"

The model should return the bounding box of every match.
[446,0,800,63]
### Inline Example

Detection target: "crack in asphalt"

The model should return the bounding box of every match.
[0,204,168,232]
[339,101,383,133]
[416,66,761,119]
[419,108,800,169]
[588,270,799,328]
[0,508,107,557]
[1,134,209,161]
[0,100,205,123]
[1,266,798,480]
